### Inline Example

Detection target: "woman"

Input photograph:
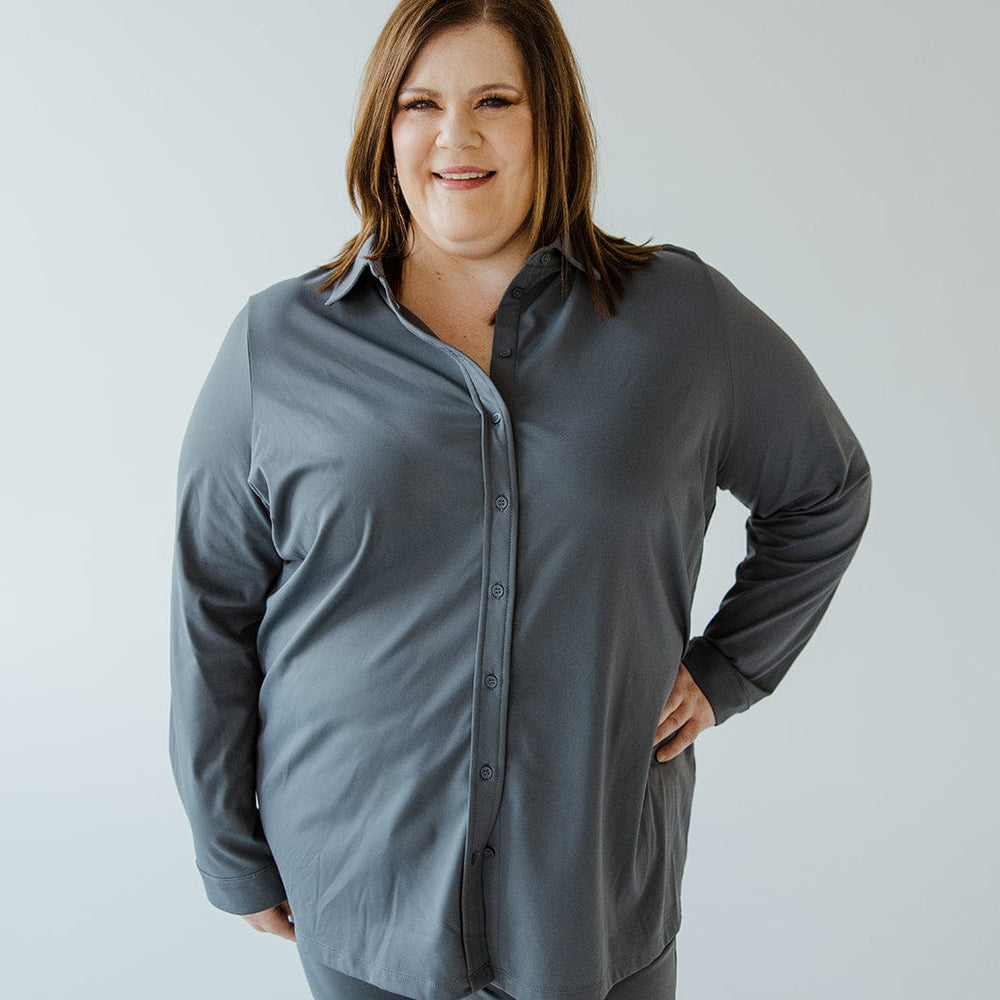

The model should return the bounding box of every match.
[169,1,872,999]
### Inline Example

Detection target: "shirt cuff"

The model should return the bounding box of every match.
[682,636,755,727]
[198,861,288,915]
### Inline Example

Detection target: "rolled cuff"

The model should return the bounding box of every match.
[682,636,756,727]
[198,861,288,915]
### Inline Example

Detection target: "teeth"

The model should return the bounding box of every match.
[439,171,490,180]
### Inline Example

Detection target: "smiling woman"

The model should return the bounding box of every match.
[318,0,662,321]
[391,23,535,262]
[168,2,872,999]
[388,22,537,372]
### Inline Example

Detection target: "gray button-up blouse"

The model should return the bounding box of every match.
[169,235,872,1000]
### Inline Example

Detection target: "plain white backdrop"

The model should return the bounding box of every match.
[1,1,996,997]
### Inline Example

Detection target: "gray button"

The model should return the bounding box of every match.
[499,348,512,358]
[490,583,505,599]
[495,495,509,511]
[483,845,495,858]
[490,411,502,424]
[541,252,552,264]
[511,287,524,299]
[484,673,499,690]
[480,764,495,781]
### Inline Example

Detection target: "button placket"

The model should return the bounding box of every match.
[489,265,539,389]
[457,362,519,980]
[376,266,529,985]
[470,378,515,831]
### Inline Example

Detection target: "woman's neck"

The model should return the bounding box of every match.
[398,229,533,306]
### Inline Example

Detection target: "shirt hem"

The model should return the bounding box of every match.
[490,920,681,1000]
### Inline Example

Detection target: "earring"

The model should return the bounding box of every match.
[389,163,407,242]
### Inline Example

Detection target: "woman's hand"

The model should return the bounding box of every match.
[240,900,296,941]
[653,662,716,762]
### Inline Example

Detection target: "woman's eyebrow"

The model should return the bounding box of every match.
[397,83,523,98]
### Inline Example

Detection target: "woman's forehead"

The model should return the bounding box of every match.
[400,22,527,90]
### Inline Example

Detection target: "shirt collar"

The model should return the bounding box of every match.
[548,233,587,275]
[323,234,382,305]
[323,232,588,306]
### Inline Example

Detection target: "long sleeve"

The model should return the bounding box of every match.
[168,301,288,914]
[682,264,873,726]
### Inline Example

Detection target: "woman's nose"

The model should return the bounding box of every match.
[436,108,480,151]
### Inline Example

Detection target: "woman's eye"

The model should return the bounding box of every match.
[398,95,513,112]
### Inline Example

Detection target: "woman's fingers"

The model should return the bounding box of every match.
[275,900,297,941]
[653,701,693,760]
[653,663,716,762]
[658,679,683,719]
[655,717,700,762]
[654,706,685,744]
[240,901,297,941]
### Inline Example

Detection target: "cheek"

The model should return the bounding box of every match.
[390,124,405,166]
[391,121,422,175]
[515,152,536,200]
[509,124,535,193]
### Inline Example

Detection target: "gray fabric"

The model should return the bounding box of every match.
[298,934,677,1000]
[169,235,871,1000]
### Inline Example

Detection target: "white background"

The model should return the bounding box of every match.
[1,1,996,997]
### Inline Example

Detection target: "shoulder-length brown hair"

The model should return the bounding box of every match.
[316,0,659,318]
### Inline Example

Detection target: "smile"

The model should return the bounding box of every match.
[432,169,497,191]
[435,171,494,180]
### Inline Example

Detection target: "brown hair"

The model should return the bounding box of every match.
[316,0,660,318]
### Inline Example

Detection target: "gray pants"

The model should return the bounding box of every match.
[298,937,677,1000]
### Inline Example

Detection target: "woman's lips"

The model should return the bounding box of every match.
[433,169,496,191]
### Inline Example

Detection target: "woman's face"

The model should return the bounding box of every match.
[391,22,535,264]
